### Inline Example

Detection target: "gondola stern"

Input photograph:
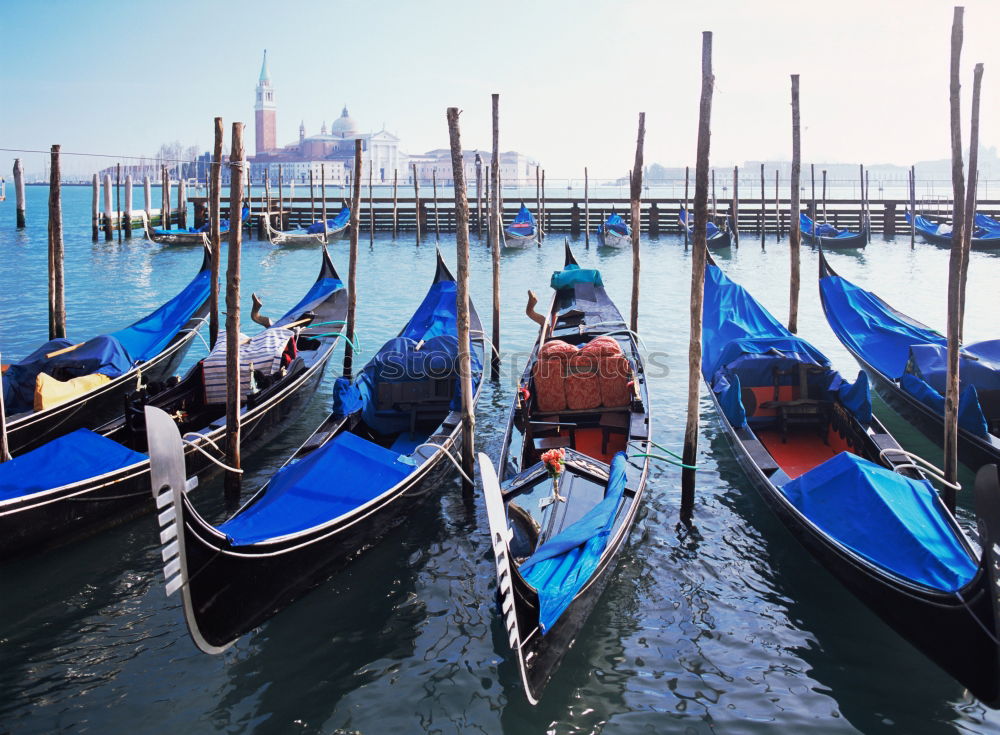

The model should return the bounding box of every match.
[970,463,1000,707]
[319,243,341,282]
[145,405,233,656]
[433,247,455,283]
[564,238,578,267]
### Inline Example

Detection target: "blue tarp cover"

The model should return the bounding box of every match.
[906,341,1000,396]
[800,212,854,238]
[820,273,944,380]
[780,451,977,592]
[276,277,343,326]
[600,211,630,236]
[679,208,724,238]
[519,452,628,633]
[900,374,990,437]
[506,204,536,236]
[305,207,350,234]
[551,263,604,290]
[0,429,146,502]
[975,213,1000,232]
[219,430,413,545]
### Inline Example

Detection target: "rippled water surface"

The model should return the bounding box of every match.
[1,185,999,734]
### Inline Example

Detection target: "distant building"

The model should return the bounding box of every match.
[409,150,538,187]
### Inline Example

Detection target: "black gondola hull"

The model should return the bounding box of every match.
[803,230,867,249]
[708,388,1000,706]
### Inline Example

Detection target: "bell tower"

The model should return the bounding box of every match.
[254,50,276,155]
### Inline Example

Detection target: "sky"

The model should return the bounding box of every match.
[2,0,998,180]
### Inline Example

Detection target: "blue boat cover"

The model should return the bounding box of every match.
[519,452,629,633]
[153,208,247,236]
[600,211,630,236]
[900,375,990,437]
[551,263,604,290]
[679,208,723,238]
[218,430,413,545]
[780,451,977,592]
[906,341,1000,396]
[800,212,853,238]
[506,204,536,237]
[275,277,343,326]
[820,273,944,380]
[0,429,146,502]
[975,213,1000,232]
[305,207,350,234]
[2,265,209,414]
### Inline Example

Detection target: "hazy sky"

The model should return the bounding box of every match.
[3,0,998,179]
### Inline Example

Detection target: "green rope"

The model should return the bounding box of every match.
[629,452,698,470]
[649,440,686,461]
[303,320,362,353]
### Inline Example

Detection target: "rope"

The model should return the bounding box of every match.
[413,442,473,485]
[627,440,696,470]
[181,432,243,474]
[955,588,1000,647]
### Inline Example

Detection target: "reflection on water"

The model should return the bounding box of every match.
[1,185,999,733]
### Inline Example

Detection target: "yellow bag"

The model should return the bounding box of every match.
[34,372,112,411]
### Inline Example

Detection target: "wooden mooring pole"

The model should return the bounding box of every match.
[13,159,25,228]
[731,165,739,246]
[684,165,690,247]
[143,175,151,229]
[759,163,765,248]
[124,174,133,238]
[943,5,968,511]
[278,165,284,229]
[392,168,398,239]
[535,165,541,242]
[774,169,780,242]
[822,169,828,220]
[447,107,476,494]
[542,170,547,238]
[162,166,171,231]
[103,174,113,241]
[630,112,645,335]
[490,93,501,379]
[681,30,714,523]
[368,166,374,246]
[310,169,315,222]
[0,350,9,462]
[91,173,99,240]
[321,164,327,239]
[910,165,916,249]
[116,164,122,243]
[788,74,802,335]
[209,117,223,348]
[959,62,983,345]
[344,140,362,379]
[224,122,245,499]
[476,153,483,239]
[48,144,66,340]
[433,168,440,238]
[413,162,421,244]
[584,166,590,248]
[178,177,187,230]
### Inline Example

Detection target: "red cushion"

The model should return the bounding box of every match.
[533,340,577,412]
[599,354,632,407]
[565,353,601,410]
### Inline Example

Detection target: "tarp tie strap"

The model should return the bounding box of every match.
[878,447,960,492]
[181,431,244,474]
[413,441,473,485]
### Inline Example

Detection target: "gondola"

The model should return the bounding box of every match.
[265,205,350,246]
[143,206,250,246]
[817,249,1000,470]
[0,248,347,559]
[975,213,1000,232]
[145,249,485,652]
[479,241,651,704]
[703,254,1000,707]
[2,248,212,456]
[596,210,632,248]
[504,202,538,249]
[800,211,867,249]
[678,208,732,249]
[905,211,1000,251]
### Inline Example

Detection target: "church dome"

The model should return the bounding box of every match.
[330,105,358,137]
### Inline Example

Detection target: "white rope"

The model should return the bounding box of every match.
[181,432,243,474]
[179,316,211,351]
[878,447,961,492]
[413,442,473,485]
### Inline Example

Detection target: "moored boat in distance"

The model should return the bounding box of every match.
[679,207,732,249]
[596,210,632,248]
[146,249,485,653]
[504,202,537,248]
[1,248,212,456]
[480,242,651,703]
[0,248,347,559]
[800,211,867,249]
[906,211,1000,251]
[703,254,1000,707]
[817,248,1000,470]
[265,205,350,246]
[143,206,250,246]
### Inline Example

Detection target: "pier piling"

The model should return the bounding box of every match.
[684,165,690,248]
[13,159,25,229]
[124,174,133,238]
[178,177,187,230]
[413,162,421,245]
[630,112,645,335]
[143,175,151,229]
[759,163,765,248]
[344,140,362,379]
[732,165,740,246]
[48,144,65,340]
[116,164,122,243]
[490,93,501,379]
[392,168,398,239]
[584,166,590,248]
[788,74,802,335]
[91,173,99,241]
[433,168,440,238]
[103,174,113,241]
[224,122,245,500]
[209,117,223,349]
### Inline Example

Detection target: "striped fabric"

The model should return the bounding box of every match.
[203,328,294,405]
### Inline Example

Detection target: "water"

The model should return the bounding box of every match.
[1,186,998,734]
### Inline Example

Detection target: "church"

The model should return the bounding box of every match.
[249,51,404,185]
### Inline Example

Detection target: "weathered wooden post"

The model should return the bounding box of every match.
[490,93,501,378]
[224,122,246,499]
[103,173,113,241]
[731,165,740,246]
[412,162,421,244]
[91,173,100,240]
[124,174,133,238]
[584,166,590,247]
[475,153,483,239]
[178,176,188,230]
[571,202,581,235]
[0,350,9,462]
[13,159,25,229]
[541,169,547,237]
[774,169,780,242]
[788,74,802,334]
[368,165,374,246]
[209,117,223,348]
[344,140,362,379]
[959,62,984,343]
[649,202,659,236]
[810,163,816,217]
[162,166,172,230]
[884,202,897,236]
[264,169,272,231]
[447,107,475,494]
[115,163,122,243]
[681,31,714,522]
[910,165,916,249]
[865,169,871,238]
[943,6,968,511]
[711,169,717,220]
[143,175,151,229]
[535,164,541,242]
[821,168,827,221]
[309,168,315,222]
[432,168,441,238]
[321,164,328,239]
[759,163,765,248]
[392,168,398,239]
[48,145,66,340]
[684,165,690,246]
[630,112,645,335]
[858,163,867,242]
